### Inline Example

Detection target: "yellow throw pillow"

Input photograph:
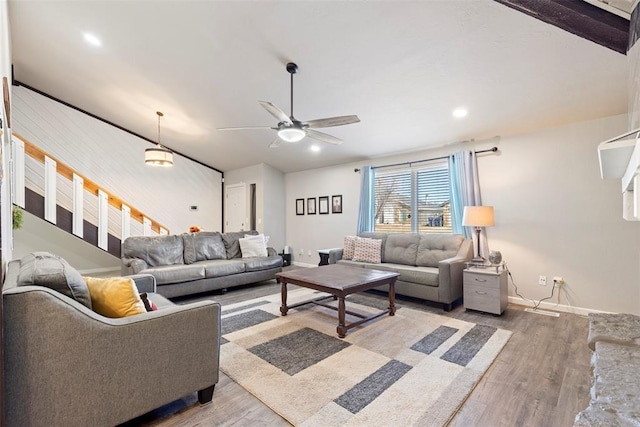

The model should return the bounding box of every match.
[83,277,147,318]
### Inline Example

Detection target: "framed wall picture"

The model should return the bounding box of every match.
[307,197,316,214]
[319,196,329,214]
[332,195,342,214]
[296,198,305,215]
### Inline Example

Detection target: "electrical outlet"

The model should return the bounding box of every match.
[299,248,304,255]
[307,250,311,257]
[538,275,547,286]
[553,276,564,287]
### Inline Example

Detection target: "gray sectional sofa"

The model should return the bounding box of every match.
[574,313,640,426]
[121,230,283,298]
[329,232,473,311]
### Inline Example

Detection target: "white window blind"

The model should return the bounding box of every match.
[373,162,451,234]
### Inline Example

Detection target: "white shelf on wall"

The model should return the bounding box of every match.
[598,129,640,221]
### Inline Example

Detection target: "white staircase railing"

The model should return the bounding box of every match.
[11,132,170,254]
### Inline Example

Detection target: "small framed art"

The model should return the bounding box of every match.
[307,197,316,215]
[296,198,305,215]
[319,196,329,214]
[332,195,342,214]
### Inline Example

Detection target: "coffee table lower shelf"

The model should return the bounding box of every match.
[277,264,399,338]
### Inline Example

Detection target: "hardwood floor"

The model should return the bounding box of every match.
[125,275,591,427]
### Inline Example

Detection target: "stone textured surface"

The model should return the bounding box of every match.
[587,313,640,350]
[575,314,640,427]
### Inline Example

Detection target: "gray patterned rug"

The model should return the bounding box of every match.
[219,288,511,426]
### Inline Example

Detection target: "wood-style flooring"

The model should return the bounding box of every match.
[123,272,591,427]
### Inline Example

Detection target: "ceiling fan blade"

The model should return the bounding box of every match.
[306,129,343,145]
[259,101,292,125]
[269,138,283,148]
[304,115,360,129]
[217,126,275,131]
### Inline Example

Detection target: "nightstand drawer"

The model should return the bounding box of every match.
[464,273,500,289]
[463,269,508,315]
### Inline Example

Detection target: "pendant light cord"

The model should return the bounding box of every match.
[157,111,164,147]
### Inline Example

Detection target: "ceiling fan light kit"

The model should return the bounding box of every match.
[145,111,174,167]
[278,126,306,142]
[218,62,360,147]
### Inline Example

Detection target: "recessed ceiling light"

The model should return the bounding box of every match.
[83,32,102,47]
[310,145,321,152]
[453,108,468,118]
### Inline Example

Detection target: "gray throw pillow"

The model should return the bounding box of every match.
[16,252,92,309]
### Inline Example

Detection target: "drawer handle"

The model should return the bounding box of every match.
[475,291,487,295]
[474,278,487,282]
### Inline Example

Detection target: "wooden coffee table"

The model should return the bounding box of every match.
[277,264,399,338]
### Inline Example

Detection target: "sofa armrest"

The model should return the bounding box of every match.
[329,248,344,264]
[3,285,221,426]
[438,255,468,304]
[127,273,157,293]
[121,257,148,275]
[267,247,277,257]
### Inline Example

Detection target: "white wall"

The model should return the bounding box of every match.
[285,114,640,314]
[12,86,222,235]
[14,210,120,273]
[224,163,286,252]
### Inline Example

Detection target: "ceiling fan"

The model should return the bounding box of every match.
[218,62,360,148]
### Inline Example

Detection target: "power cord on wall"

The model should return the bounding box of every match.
[504,263,556,311]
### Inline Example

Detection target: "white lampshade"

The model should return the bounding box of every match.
[145,146,174,167]
[278,127,306,143]
[462,206,495,227]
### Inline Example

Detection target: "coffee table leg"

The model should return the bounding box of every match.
[388,280,396,316]
[280,282,288,316]
[337,296,347,338]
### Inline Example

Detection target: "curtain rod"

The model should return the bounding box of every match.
[353,147,498,172]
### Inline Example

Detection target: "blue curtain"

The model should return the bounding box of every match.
[356,166,375,234]
[448,151,484,253]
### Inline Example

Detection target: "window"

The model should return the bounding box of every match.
[373,162,451,234]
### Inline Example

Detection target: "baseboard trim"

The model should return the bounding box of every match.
[508,296,612,316]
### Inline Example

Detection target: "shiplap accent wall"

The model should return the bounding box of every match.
[12,86,222,234]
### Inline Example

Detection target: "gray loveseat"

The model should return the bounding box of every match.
[574,313,640,426]
[121,231,283,298]
[329,232,473,311]
[2,252,221,427]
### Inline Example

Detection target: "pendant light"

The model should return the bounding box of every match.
[145,111,174,166]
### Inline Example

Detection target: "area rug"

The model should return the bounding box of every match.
[219,288,512,426]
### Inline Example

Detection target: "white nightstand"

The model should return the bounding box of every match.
[463,266,508,315]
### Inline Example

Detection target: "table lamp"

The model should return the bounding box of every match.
[462,206,495,263]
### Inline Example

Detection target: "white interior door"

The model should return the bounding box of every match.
[226,183,246,232]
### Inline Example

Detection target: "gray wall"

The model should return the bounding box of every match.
[285,113,640,315]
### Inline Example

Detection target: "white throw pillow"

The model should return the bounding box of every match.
[239,235,268,257]
[246,233,269,246]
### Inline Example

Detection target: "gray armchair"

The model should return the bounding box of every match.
[2,258,221,427]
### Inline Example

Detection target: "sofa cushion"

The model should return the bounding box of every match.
[343,236,357,260]
[384,234,419,266]
[364,263,439,287]
[223,230,258,259]
[352,237,382,263]
[359,232,388,262]
[244,256,283,272]
[123,235,184,267]
[17,252,92,309]
[140,263,205,285]
[182,232,226,264]
[239,235,268,258]
[83,276,147,318]
[198,259,246,278]
[416,234,464,267]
